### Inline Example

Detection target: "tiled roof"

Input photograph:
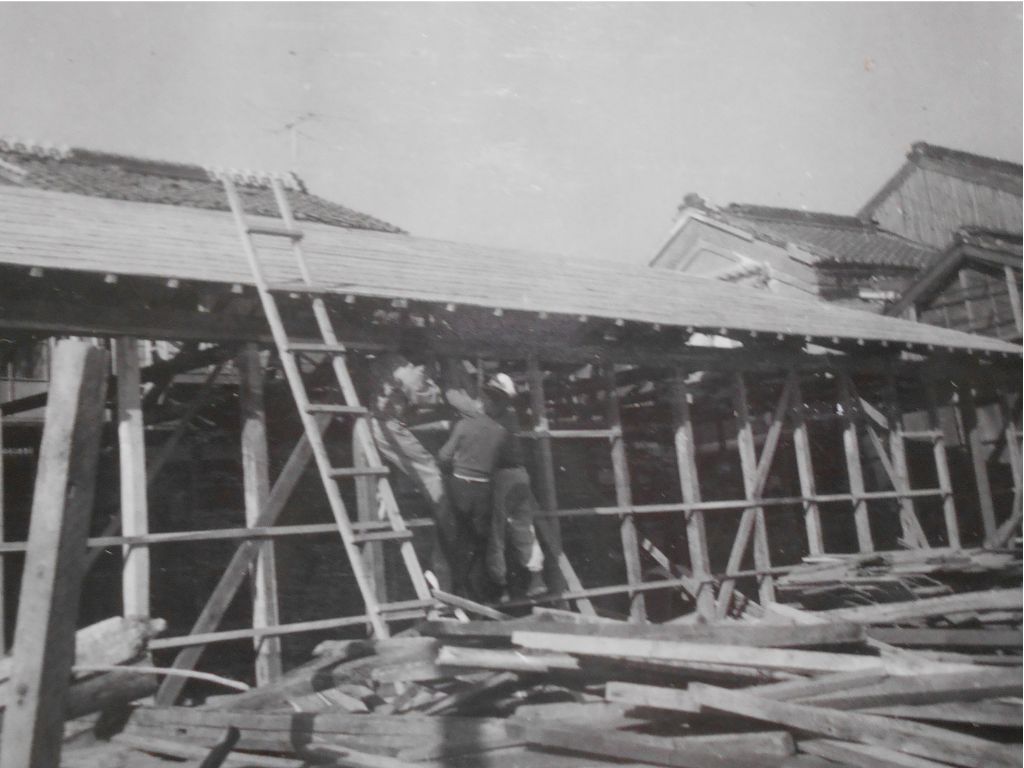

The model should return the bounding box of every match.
[716,204,938,269]
[0,185,1019,356]
[0,137,404,234]
[911,142,1022,182]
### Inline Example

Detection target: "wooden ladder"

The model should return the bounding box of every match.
[222,176,433,637]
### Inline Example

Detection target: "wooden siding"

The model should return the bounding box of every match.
[870,166,1023,249]
[0,186,1020,355]
[919,264,1019,340]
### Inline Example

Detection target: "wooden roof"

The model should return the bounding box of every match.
[0,185,1020,356]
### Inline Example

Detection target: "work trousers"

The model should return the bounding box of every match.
[449,477,498,602]
[371,417,459,591]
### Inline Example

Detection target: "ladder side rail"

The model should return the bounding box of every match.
[268,180,431,602]
[223,179,389,636]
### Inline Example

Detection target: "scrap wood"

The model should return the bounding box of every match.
[436,645,580,673]
[683,682,1021,768]
[112,732,300,767]
[792,667,1023,710]
[422,671,520,714]
[866,627,1023,649]
[431,589,511,620]
[861,700,1024,728]
[422,617,865,647]
[510,721,794,768]
[798,738,958,768]
[512,630,973,676]
[815,587,1022,625]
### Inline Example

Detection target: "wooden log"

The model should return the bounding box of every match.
[817,588,1022,625]
[669,370,715,620]
[793,668,1022,710]
[238,343,282,685]
[686,682,1021,768]
[512,721,793,768]
[0,341,107,768]
[604,366,645,621]
[116,336,150,618]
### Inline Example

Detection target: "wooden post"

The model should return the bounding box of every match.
[790,374,824,556]
[731,372,775,606]
[237,344,282,685]
[0,341,107,768]
[884,375,929,549]
[526,355,595,616]
[0,400,5,655]
[838,372,873,553]
[604,366,645,622]
[922,376,961,550]
[115,336,149,618]
[669,370,714,620]
[959,381,997,542]
[353,430,386,602]
[1005,265,1022,338]
[993,385,1022,546]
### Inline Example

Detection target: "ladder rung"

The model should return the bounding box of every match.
[247,225,303,240]
[378,599,437,614]
[306,404,369,416]
[328,466,389,479]
[353,529,414,544]
[287,342,349,356]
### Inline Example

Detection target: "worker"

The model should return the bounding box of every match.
[436,383,510,601]
[481,373,547,600]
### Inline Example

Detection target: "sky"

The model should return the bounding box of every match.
[0,2,1021,265]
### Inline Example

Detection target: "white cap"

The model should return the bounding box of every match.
[484,372,516,398]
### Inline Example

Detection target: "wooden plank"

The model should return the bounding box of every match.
[421,618,865,647]
[0,403,4,655]
[513,721,792,768]
[922,377,960,549]
[686,683,1020,768]
[839,372,873,552]
[866,627,1023,648]
[604,366,645,621]
[799,739,954,768]
[959,381,998,542]
[669,370,714,620]
[155,419,323,705]
[790,374,823,556]
[795,668,1021,709]
[1005,265,1023,336]
[237,344,282,686]
[116,336,150,618]
[0,341,107,768]
[112,733,300,768]
[747,669,890,701]
[862,701,1023,728]
[514,631,897,675]
[604,681,700,713]
[354,428,386,603]
[819,588,1022,624]
[526,354,595,616]
[436,645,580,673]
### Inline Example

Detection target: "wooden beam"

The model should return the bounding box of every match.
[790,373,823,555]
[818,587,1022,625]
[237,344,282,685]
[604,366,644,622]
[959,381,997,542]
[922,377,960,549]
[884,375,929,548]
[1005,265,1023,337]
[353,430,385,603]
[526,355,595,616]
[115,336,149,618]
[0,403,5,655]
[716,372,787,615]
[686,683,1019,768]
[155,419,324,705]
[0,341,107,768]
[839,372,873,552]
[669,370,714,620]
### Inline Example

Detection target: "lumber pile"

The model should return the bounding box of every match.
[75,584,1021,768]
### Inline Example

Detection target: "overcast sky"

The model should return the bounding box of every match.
[1,2,1021,264]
